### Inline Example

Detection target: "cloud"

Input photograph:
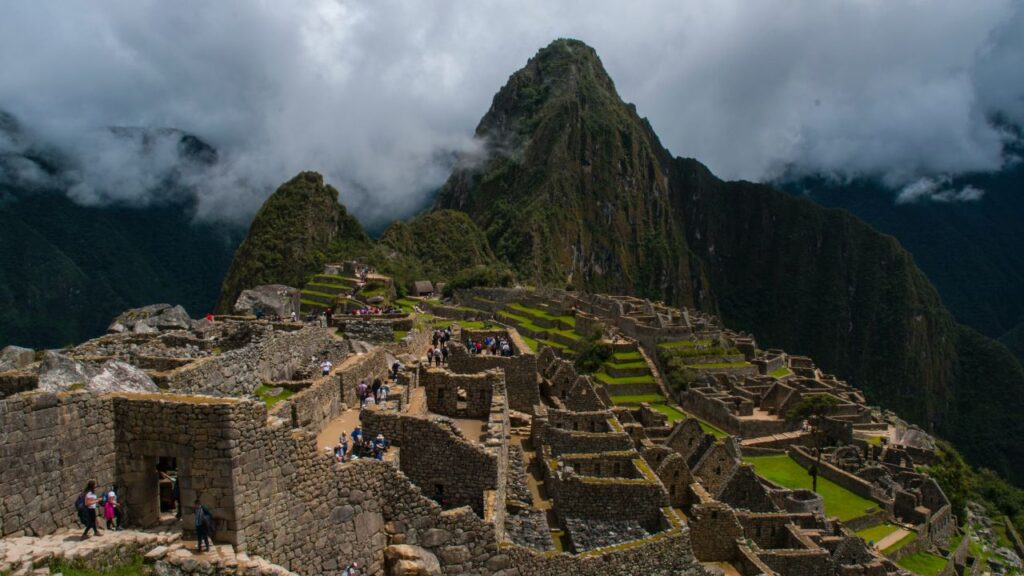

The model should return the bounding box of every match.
[0,0,1022,225]
[896,178,986,204]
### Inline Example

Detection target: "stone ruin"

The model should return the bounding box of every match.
[0,281,961,575]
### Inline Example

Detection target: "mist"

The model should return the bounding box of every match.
[1,0,1022,225]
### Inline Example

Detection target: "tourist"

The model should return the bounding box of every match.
[193,496,213,553]
[434,349,442,367]
[356,380,369,407]
[78,479,101,538]
[290,311,298,323]
[441,345,449,364]
[351,426,363,444]
[321,358,333,376]
[204,312,214,322]
[426,347,434,365]
[391,360,402,381]
[341,562,360,575]
[371,378,382,403]
[102,486,121,530]
[372,434,388,460]
[363,394,376,409]
[325,307,333,326]
[379,381,390,403]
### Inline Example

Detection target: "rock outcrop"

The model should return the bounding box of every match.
[0,346,34,372]
[108,304,192,334]
[233,284,300,318]
[37,351,158,393]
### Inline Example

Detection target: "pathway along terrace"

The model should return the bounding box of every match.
[0,268,969,575]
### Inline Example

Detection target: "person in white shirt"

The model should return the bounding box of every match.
[321,359,333,376]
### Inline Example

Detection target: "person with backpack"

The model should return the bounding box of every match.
[193,496,213,553]
[77,479,101,539]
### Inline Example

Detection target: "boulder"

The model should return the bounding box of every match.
[37,351,158,393]
[234,285,300,319]
[109,303,193,333]
[384,545,440,576]
[0,345,35,372]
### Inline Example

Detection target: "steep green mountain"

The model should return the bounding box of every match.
[435,40,710,306]
[433,38,1024,483]
[0,114,241,349]
[218,184,508,304]
[216,171,372,311]
[377,209,507,287]
[776,169,1024,365]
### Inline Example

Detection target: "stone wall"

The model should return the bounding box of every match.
[157,325,341,397]
[0,391,115,537]
[360,410,499,516]
[447,335,539,414]
[338,348,390,408]
[546,459,668,528]
[112,395,248,539]
[0,370,38,399]
[422,368,500,419]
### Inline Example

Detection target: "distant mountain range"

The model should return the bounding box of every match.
[0,111,242,348]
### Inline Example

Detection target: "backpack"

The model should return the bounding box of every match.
[75,493,88,524]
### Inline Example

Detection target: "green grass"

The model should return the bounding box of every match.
[521,335,538,352]
[393,330,409,342]
[658,339,713,349]
[395,298,418,313]
[866,435,884,447]
[744,454,880,521]
[256,384,295,408]
[895,551,946,575]
[649,403,686,422]
[593,372,657,385]
[507,302,574,327]
[768,366,792,378]
[456,320,489,329]
[883,530,918,553]
[856,523,900,545]
[51,556,145,576]
[498,311,546,333]
[612,351,643,362]
[609,393,666,404]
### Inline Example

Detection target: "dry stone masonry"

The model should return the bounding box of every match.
[0,275,965,575]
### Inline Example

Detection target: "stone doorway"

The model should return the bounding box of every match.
[120,455,187,528]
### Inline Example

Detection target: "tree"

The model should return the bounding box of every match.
[787,394,842,493]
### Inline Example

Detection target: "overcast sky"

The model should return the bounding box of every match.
[1,0,1022,225]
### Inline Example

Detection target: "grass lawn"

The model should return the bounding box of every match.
[393,330,409,342]
[507,303,575,326]
[896,551,948,576]
[256,384,295,409]
[658,339,714,349]
[498,311,546,333]
[395,298,418,313]
[649,403,686,422]
[884,531,918,554]
[610,393,667,404]
[521,335,538,352]
[594,372,657,385]
[612,351,643,362]
[744,454,880,521]
[768,366,792,378]
[51,556,145,576]
[856,523,901,545]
